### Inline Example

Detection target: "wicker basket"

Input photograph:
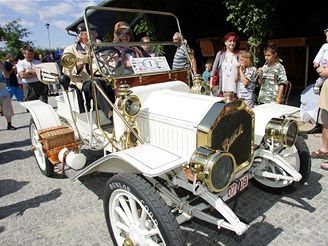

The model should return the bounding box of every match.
[38,125,76,150]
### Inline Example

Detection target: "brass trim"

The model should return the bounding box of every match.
[264,118,299,147]
[187,147,236,192]
[60,52,78,69]
[190,74,210,95]
[196,100,254,173]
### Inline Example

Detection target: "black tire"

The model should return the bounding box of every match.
[252,136,311,194]
[103,173,186,246]
[29,120,54,177]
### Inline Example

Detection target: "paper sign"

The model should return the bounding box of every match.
[131,56,171,74]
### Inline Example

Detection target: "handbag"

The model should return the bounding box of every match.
[212,73,219,86]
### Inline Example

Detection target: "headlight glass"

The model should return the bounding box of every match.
[123,95,141,117]
[284,120,298,146]
[206,151,235,192]
[188,147,236,192]
[127,126,139,146]
[265,118,298,147]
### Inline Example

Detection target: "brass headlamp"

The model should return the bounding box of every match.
[264,118,298,147]
[60,52,89,69]
[117,84,141,118]
[187,147,236,192]
[60,52,78,69]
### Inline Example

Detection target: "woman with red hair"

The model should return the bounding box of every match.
[210,32,239,97]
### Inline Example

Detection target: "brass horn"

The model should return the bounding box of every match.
[60,52,78,68]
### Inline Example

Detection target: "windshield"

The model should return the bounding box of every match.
[78,6,192,78]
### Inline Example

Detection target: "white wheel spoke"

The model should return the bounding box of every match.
[114,206,130,226]
[139,209,148,230]
[268,163,276,173]
[128,197,140,223]
[145,238,161,246]
[282,151,294,158]
[119,196,133,224]
[116,221,130,232]
[144,228,160,237]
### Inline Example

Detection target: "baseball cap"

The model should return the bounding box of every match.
[76,23,98,34]
[114,21,131,32]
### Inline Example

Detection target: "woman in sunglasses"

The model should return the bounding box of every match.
[113,21,150,74]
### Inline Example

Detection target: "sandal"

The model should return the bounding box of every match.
[320,162,328,170]
[311,149,328,159]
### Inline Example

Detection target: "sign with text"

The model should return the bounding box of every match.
[131,56,171,74]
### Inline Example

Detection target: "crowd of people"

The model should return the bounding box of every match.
[0,45,62,130]
[1,21,327,170]
[201,32,289,107]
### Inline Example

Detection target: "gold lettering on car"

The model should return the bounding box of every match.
[222,124,244,151]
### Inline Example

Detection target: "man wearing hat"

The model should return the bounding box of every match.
[62,22,114,118]
[63,22,99,90]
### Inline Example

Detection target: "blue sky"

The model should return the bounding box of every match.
[0,0,103,50]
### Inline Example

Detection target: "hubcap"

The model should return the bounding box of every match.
[123,238,134,246]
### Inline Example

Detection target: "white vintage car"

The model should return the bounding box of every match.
[22,6,311,246]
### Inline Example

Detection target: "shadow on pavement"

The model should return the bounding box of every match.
[0,188,62,220]
[0,149,33,164]
[0,179,29,198]
[0,139,31,151]
[277,171,323,213]
[183,218,283,246]
[180,169,322,245]
[79,172,113,199]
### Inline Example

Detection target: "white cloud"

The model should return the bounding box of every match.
[0,0,39,15]
[38,2,74,20]
[0,0,103,49]
[0,18,33,28]
[19,18,34,28]
[52,20,71,30]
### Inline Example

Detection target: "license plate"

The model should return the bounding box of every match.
[223,174,249,201]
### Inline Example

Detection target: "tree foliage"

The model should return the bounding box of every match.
[0,19,32,57]
[133,16,164,56]
[223,0,274,65]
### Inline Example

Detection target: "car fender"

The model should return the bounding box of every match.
[252,103,299,145]
[21,100,61,130]
[251,148,302,182]
[71,144,187,181]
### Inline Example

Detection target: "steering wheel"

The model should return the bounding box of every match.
[94,47,123,76]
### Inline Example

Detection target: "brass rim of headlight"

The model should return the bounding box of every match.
[60,52,77,68]
[191,82,210,95]
[189,147,236,193]
[205,151,236,192]
[127,126,139,146]
[265,118,298,147]
[199,83,210,94]
[123,95,141,117]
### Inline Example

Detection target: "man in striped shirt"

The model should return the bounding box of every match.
[172,32,197,74]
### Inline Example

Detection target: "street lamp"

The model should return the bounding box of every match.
[45,23,51,49]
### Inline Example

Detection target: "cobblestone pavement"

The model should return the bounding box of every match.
[1,98,328,246]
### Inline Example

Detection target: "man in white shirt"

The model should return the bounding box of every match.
[17,45,48,103]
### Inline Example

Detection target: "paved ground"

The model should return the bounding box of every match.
[1,97,328,246]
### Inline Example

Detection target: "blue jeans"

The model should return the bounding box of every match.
[7,86,24,102]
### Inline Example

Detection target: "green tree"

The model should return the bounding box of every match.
[223,0,274,65]
[133,16,164,56]
[0,19,32,57]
